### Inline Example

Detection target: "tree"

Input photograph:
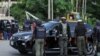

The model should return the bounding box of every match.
[10,0,72,23]
[87,0,100,20]
[54,0,72,17]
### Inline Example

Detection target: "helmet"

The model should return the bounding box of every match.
[61,17,66,20]
[77,19,82,22]
[36,20,42,26]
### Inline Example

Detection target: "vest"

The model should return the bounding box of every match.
[35,26,46,39]
[61,23,67,35]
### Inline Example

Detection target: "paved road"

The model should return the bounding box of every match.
[0,40,30,56]
[0,40,100,56]
[0,40,58,56]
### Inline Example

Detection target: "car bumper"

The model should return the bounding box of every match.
[10,40,28,50]
[44,46,78,54]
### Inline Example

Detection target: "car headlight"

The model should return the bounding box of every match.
[24,35,30,40]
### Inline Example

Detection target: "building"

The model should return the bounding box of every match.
[0,0,17,20]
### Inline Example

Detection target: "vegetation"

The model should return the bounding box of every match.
[10,0,72,23]
[87,0,100,20]
[10,0,100,24]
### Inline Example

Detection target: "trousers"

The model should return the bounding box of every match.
[59,36,68,56]
[35,39,44,56]
[77,36,86,56]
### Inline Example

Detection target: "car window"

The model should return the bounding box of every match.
[52,24,59,30]
[68,22,77,32]
[43,22,54,30]
[68,22,93,31]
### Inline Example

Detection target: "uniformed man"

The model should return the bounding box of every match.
[11,20,19,34]
[59,17,71,56]
[93,20,100,52]
[74,20,87,56]
[33,21,46,56]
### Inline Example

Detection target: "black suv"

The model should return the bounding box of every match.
[10,21,96,55]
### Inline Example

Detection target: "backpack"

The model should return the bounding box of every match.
[35,26,46,38]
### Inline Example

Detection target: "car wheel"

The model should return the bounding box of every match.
[18,49,28,54]
[94,45,98,56]
[86,42,94,55]
[86,42,97,56]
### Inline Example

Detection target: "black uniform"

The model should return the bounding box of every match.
[92,22,100,50]
[75,22,87,56]
[33,21,46,56]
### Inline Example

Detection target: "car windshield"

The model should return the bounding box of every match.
[84,23,92,29]
[68,22,92,31]
[68,22,77,31]
[42,22,54,30]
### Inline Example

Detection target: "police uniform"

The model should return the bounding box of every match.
[59,17,71,56]
[93,22,100,53]
[33,25,46,56]
[75,20,87,56]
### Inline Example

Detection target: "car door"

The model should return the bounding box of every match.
[49,23,60,37]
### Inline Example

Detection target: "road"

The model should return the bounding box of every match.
[0,40,57,56]
[0,40,29,56]
[0,40,100,56]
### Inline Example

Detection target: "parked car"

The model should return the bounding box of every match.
[10,21,96,55]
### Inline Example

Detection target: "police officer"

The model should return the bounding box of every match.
[11,20,19,34]
[33,21,46,56]
[75,20,87,56]
[93,20,100,52]
[23,19,31,31]
[59,17,71,56]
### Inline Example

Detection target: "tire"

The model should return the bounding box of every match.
[18,49,28,55]
[86,42,94,55]
[94,53,98,56]
[86,42,97,56]
[93,46,97,56]
[94,46,98,56]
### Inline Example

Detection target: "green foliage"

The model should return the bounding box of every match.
[10,0,72,24]
[87,0,100,20]
[54,0,72,17]
[10,4,25,25]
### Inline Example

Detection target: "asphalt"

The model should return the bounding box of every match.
[0,40,100,56]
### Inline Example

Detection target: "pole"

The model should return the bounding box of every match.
[76,0,79,12]
[71,0,74,12]
[51,0,53,20]
[82,0,85,19]
[48,0,51,20]
[8,0,11,16]
[84,0,87,15]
